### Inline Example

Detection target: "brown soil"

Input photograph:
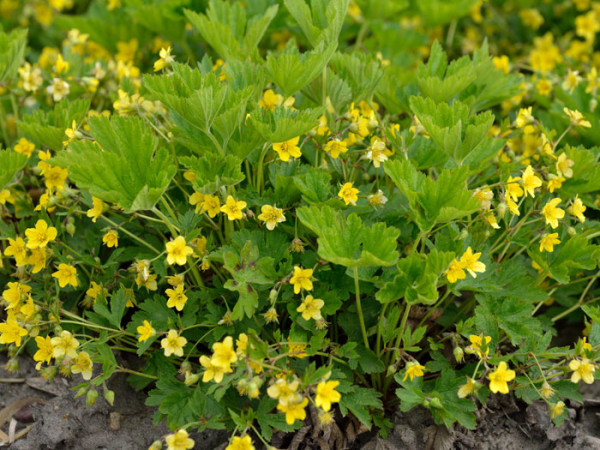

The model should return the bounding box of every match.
[2,354,600,450]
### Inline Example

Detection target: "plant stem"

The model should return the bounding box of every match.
[353,267,370,350]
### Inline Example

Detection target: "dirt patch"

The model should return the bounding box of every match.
[0,355,227,450]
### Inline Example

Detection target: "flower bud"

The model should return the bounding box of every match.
[458,229,469,240]
[496,202,507,216]
[453,346,464,363]
[429,397,443,409]
[184,373,201,386]
[590,98,598,112]
[103,388,115,406]
[567,226,576,237]
[65,218,76,236]
[86,388,98,407]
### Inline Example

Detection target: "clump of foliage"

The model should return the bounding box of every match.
[1,0,600,448]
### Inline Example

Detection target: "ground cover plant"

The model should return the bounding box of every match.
[1,0,600,448]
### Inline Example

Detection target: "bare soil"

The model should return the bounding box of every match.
[2,354,599,450]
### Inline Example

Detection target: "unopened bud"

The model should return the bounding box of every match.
[86,388,98,407]
[453,346,464,363]
[567,226,576,237]
[184,373,200,386]
[429,397,443,409]
[496,202,507,216]
[103,388,115,406]
[590,98,598,112]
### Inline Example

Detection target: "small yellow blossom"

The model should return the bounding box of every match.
[165,429,194,450]
[488,361,516,394]
[47,78,70,101]
[338,182,359,205]
[492,55,510,74]
[540,381,555,399]
[272,137,302,161]
[569,358,595,384]
[51,330,79,358]
[25,220,57,249]
[27,247,47,274]
[515,107,534,128]
[368,189,388,207]
[536,79,552,96]
[70,351,93,380]
[460,247,486,278]
[324,139,348,159]
[564,107,592,128]
[33,335,54,369]
[200,355,227,383]
[315,380,341,411]
[506,176,524,201]
[225,435,255,450]
[550,401,565,419]
[14,137,35,157]
[211,336,237,370]
[547,174,565,193]
[539,233,561,253]
[52,264,78,288]
[277,397,309,425]
[166,284,188,311]
[466,335,492,358]
[486,214,501,229]
[567,196,586,223]
[136,320,155,342]
[521,165,542,197]
[542,198,565,229]
[445,259,466,283]
[556,153,574,178]
[166,236,194,266]
[153,46,175,72]
[258,204,285,230]
[0,318,28,347]
[86,197,104,222]
[201,194,221,218]
[220,196,246,221]
[402,361,426,382]
[289,266,314,294]
[161,329,187,357]
[102,230,119,248]
[458,377,477,398]
[297,295,324,321]
[44,166,69,192]
[189,192,205,213]
[4,237,27,266]
[258,89,283,110]
[473,187,493,210]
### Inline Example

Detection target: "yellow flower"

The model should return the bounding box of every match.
[556,153,574,178]
[161,329,187,357]
[506,176,524,201]
[211,336,237,370]
[166,284,188,311]
[70,351,93,380]
[0,318,28,347]
[457,377,477,398]
[220,195,246,221]
[562,69,581,93]
[267,378,300,405]
[492,55,510,74]
[0,188,14,205]
[473,187,493,210]
[315,380,341,411]
[277,397,309,425]
[539,233,560,253]
[540,381,555,399]
[14,137,35,157]
[486,214,500,229]
[488,361,516,394]
[51,330,79,358]
[52,263,78,288]
[402,361,425,382]
[153,46,175,72]
[25,220,57,249]
[258,89,283,110]
[368,189,388,207]
[550,401,565,419]
[102,230,119,248]
[200,355,227,383]
[542,198,565,229]
[521,165,542,198]
[263,307,279,323]
[86,282,105,302]
[365,136,391,168]
[165,429,194,450]
[4,237,27,266]
[165,236,194,266]
[504,193,520,216]
[466,335,491,358]
[515,107,534,128]
[33,335,54,369]
[290,266,314,294]
[189,192,205,213]
[225,435,255,450]
[519,8,544,30]
[47,78,70,101]
[536,79,552,96]
[547,174,565,193]
[2,282,31,310]
[324,139,348,159]
[86,197,104,222]
[258,204,285,230]
[567,196,586,223]
[27,247,47,274]
[272,137,302,161]
[338,182,359,206]
[569,358,595,384]
[459,247,486,278]
[201,194,221,218]
[564,107,592,128]
[444,259,466,283]
[296,295,324,321]
[575,10,600,41]
[136,320,155,342]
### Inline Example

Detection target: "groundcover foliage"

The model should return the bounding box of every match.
[1,0,600,448]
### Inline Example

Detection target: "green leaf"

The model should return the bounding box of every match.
[384,159,479,231]
[180,154,244,194]
[184,1,278,61]
[0,28,27,83]
[248,105,322,143]
[297,205,399,267]
[51,116,176,212]
[18,99,90,152]
[355,346,385,374]
[265,41,336,98]
[283,0,350,47]
[338,386,382,429]
[293,167,331,203]
[330,52,384,101]
[0,149,28,190]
